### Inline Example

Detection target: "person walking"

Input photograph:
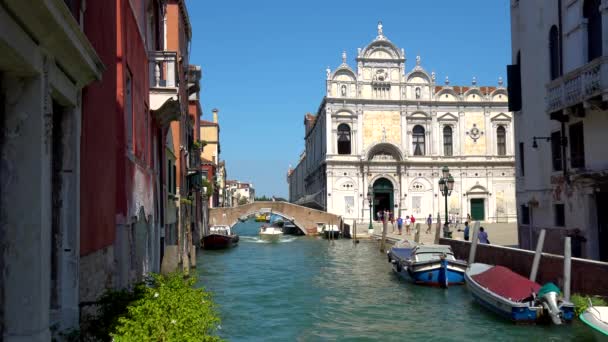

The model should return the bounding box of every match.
[478,227,490,244]
[459,221,470,241]
[377,210,382,222]
[425,214,432,233]
[405,215,412,235]
[397,216,403,235]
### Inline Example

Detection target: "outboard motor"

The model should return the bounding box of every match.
[538,283,563,325]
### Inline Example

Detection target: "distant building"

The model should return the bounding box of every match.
[288,23,516,224]
[227,180,256,206]
[510,0,608,261]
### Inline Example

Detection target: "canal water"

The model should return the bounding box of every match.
[196,220,594,341]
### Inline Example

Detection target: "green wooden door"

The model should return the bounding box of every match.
[470,199,485,221]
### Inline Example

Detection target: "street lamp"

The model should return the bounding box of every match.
[367,184,373,232]
[438,166,455,235]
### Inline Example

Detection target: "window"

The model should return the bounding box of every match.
[551,131,563,171]
[520,204,530,225]
[497,126,506,156]
[519,142,525,176]
[125,69,133,152]
[584,0,603,62]
[554,203,565,227]
[569,122,585,168]
[549,26,561,80]
[337,124,351,155]
[412,125,425,156]
[443,126,453,156]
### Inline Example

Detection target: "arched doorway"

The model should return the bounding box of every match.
[373,178,394,220]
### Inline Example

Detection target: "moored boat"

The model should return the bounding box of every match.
[465,263,574,324]
[201,225,239,250]
[322,225,341,239]
[259,226,283,242]
[388,242,466,288]
[580,305,608,339]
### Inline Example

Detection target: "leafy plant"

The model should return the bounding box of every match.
[201,178,214,198]
[111,273,222,341]
[571,293,608,317]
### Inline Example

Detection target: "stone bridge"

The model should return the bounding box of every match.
[208,201,342,235]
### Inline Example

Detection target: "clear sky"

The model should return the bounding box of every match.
[186,0,511,198]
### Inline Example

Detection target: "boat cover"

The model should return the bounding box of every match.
[471,265,541,302]
[391,248,413,260]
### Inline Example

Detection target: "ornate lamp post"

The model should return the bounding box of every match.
[367,184,374,232]
[438,166,455,230]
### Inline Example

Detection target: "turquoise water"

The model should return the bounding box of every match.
[196,220,594,341]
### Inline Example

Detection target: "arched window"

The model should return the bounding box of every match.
[337,124,351,155]
[412,125,425,156]
[443,126,453,156]
[497,126,506,156]
[584,0,603,62]
[549,25,561,80]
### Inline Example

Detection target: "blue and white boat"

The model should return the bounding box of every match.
[388,242,467,288]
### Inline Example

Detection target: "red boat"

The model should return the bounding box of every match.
[201,225,239,250]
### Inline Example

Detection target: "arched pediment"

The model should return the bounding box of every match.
[406,70,431,84]
[490,88,508,102]
[334,109,356,117]
[366,142,403,161]
[361,40,403,61]
[438,112,458,121]
[332,66,357,81]
[407,111,431,120]
[435,87,459,101]
[467,184,488,194]
[409,177,432,192]
[464,88,483,102]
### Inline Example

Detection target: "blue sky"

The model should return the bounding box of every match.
[186,0,511,198]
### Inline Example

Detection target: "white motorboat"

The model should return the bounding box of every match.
[580,304,608,339]
[259,226,283,242]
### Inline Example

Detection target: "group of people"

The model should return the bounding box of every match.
[454,221,490,244]
[377,210,435,236]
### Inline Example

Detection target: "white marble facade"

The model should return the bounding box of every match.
[289,23,517,223]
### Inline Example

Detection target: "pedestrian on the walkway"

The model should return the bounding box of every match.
[459,221,470,241]
[397,216,403,235]
[467,213,471,221]
[426,214,432,233]
[478,227,490,244]
[443,222,452,238]
[568,228,587,258]
[405,215,411,234]
[377,210,382,222]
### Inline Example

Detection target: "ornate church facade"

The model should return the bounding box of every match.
[287,23,516,223]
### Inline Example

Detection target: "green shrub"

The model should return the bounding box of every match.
[111,273,222,342]
[571,293,608,317]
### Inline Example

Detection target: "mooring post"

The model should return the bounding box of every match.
[434,212,441,244]
[353,220,357,244]
[564,236,572,301]
[529,228,546,282]
[380,214,388,252]
[414,223,421,243]
[468,221,481,266]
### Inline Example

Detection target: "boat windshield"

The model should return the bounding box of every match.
[414,252,455,262]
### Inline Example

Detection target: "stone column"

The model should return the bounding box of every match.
[2,74,52,342]
[401,109,408,156]
[431,110,438,155]
[459,110,465,155]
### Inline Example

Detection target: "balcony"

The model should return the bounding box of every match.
[546,57,608,115]
[149,51,180,126]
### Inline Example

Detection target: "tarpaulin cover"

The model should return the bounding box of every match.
[390,248,413,260]
[472,265,541,302]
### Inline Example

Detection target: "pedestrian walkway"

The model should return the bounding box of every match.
[362,221,519,247]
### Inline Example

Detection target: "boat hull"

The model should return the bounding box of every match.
[259,233,282,242]
[580,307,608,338]
[201,234,239,250]
[465,265,574,323]
[388,246,466,288]
[323,230,340,239]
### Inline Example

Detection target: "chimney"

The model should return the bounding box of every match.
[212,108,219,123]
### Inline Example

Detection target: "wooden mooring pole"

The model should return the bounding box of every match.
[380,213,388,252]
[530,228,546,282]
